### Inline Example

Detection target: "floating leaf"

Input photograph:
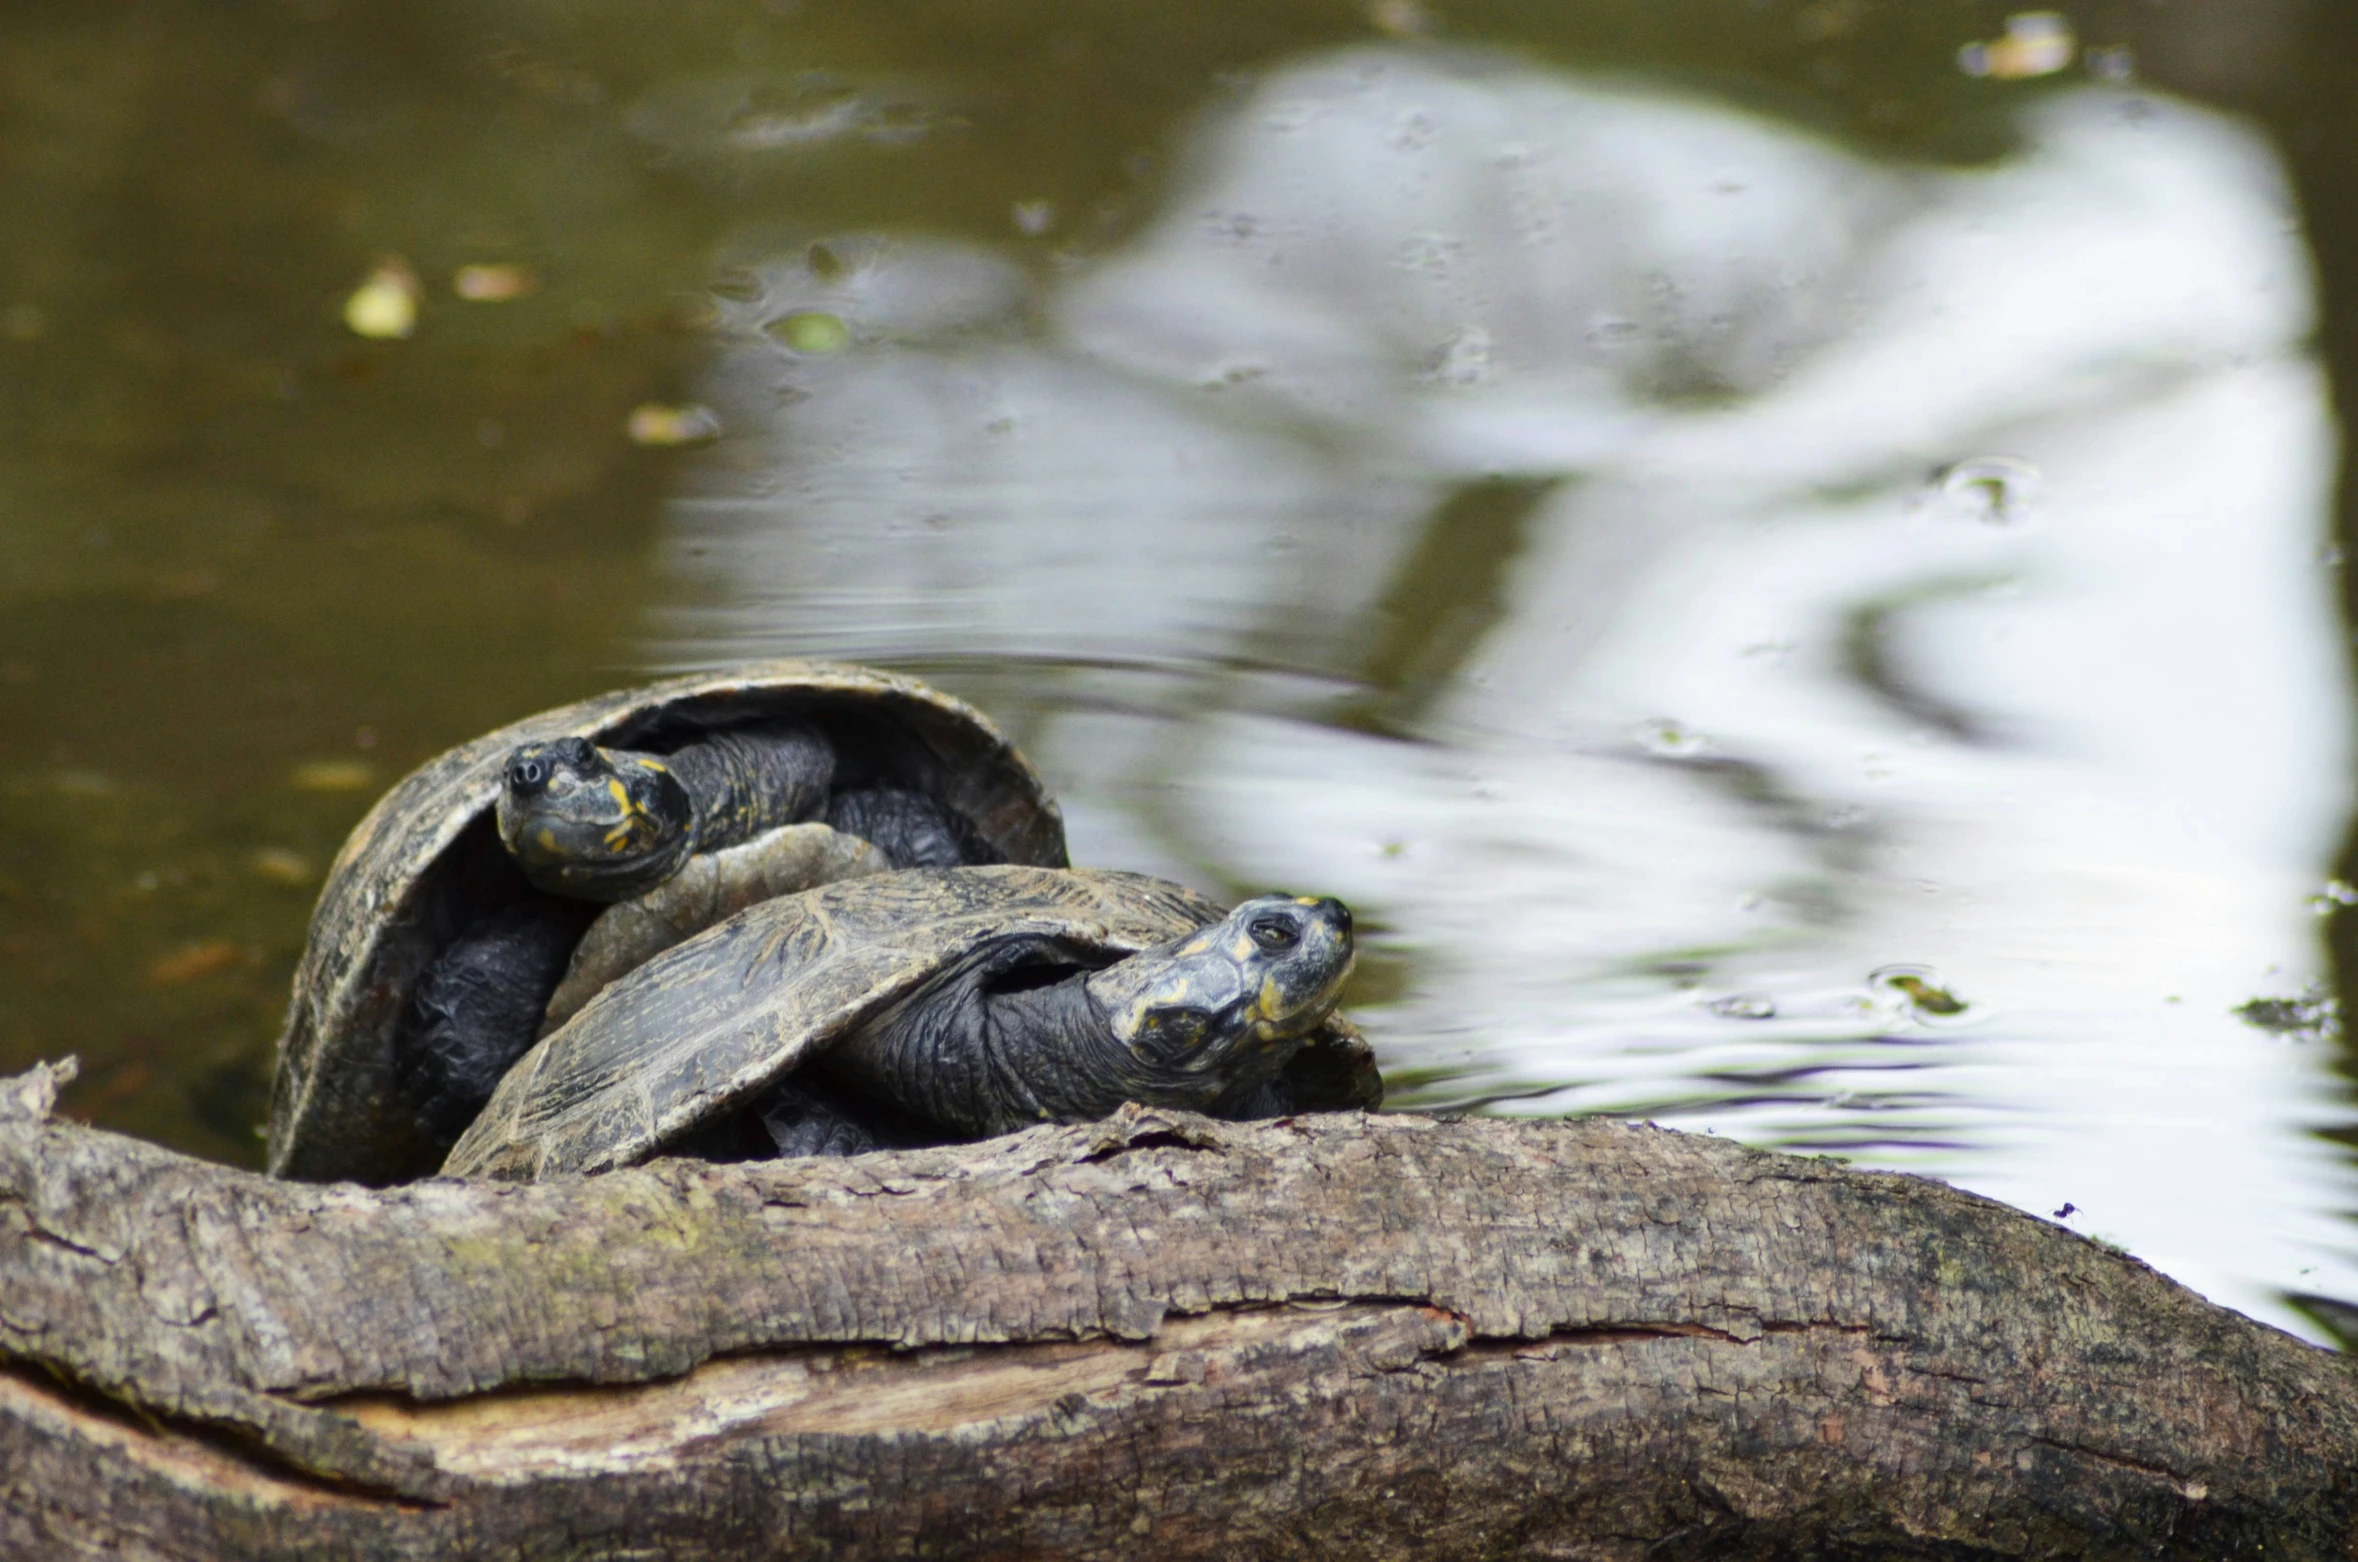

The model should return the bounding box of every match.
[343,257,421,339]
[148,941,246,986]
[765,310,851,355]
[626,402,724,446]
[1886,974,1968,1015]
[250,847,314,887]
[453,263,540,302]
[1958,12,2075,80]
[1368,0,1436,36]
[291,758,376,792]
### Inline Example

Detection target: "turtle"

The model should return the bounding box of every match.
[267,662,1067,1185]
[442,867,1380,1182]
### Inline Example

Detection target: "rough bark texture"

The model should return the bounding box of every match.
[1,1058,2354,1559]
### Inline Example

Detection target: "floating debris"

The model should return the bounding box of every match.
[626,402,725,446]
[2085,45,2135,84]
[148,940,247,986]
[452,263,540,302]
[1012,200,1056,237]
[250,847,314,887]
[343,257,421,339]
[765,310,852,355]
[149,567,221,600]
[1706,993,1777,1021]
[291,758,376,793]
[1368,0,1436,36]
[1934,456,2041,524]
[2309,880,2358,917]
[1796,0,1863,43]
[1959,13,2075,81]
[1634,718,1712,758]
[2235,985,2339,1041]
[1873,966,1969,1015]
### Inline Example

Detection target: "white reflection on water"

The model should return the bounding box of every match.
[656,48,2357,1336]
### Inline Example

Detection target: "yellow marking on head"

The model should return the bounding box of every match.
[596,775,652,851]
[536,827,558,852]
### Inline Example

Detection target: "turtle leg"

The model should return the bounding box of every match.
[824,787,1003,868]
[753,1076,889,1158]
[397,900,596,1146]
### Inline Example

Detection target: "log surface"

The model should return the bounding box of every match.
[1,1059,2353,1559]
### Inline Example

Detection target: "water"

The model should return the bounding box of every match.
[5,0,2356,1344]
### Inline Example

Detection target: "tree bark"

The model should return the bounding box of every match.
[0,1058,2352,1559]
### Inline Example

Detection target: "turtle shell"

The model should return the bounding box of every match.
[267,662,1067,1185]
[443,867,1378,1182]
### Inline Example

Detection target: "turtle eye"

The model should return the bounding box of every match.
[1249,914,1301,954]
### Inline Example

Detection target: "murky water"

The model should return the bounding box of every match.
[7,0,2358,1342]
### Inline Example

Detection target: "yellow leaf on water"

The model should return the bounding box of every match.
[1958,12,2075,80]
[148,940,247,986]
[250,847,314,887]
[626,402,723,446]
[344,257,421,339]
[1888,974,1969,1015]
[765,310,850,355]
[453,263,539,302]
[291,758,376,792]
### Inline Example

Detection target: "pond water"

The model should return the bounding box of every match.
[7,0,2358,1343]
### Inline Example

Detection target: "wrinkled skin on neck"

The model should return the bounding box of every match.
[820,895,1355,1138]
[494,727,834,901]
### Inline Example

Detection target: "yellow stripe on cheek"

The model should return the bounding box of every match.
[602,776,648,850]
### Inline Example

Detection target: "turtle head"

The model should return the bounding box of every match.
[493,737,695,901]
[1085,895,1355,1094]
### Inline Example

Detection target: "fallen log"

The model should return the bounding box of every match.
[0,1058,2351,1558]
